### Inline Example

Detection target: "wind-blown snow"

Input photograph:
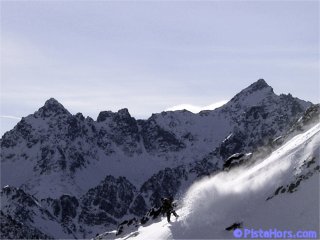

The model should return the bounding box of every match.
[165,101,228,113]
[116,123,320,239]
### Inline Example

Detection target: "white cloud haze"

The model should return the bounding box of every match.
[0,116,22,137]
[0,116,22,120]
[166,100,228,113]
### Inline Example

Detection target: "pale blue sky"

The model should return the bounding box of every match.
[1,1,319,136]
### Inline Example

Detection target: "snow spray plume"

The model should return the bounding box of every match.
[170,124,320,239]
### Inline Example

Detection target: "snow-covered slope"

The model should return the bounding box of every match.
[0,79,316,238]
[111,123,319,240]
[1,79,311,198]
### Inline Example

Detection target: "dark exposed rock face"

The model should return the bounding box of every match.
[0,211,52,239]
[59,195,79,222]
[1,177,140,238]
[139,118,185,153]
[98,109,142,155]
[219,130,247,160]
[81,176,136,220]
[189,156,218,177]
[129,195,148,216]
[266,155,320,201]
[287,104,320,136]
[36,98,70,118]
[0,79,316,239]
[0,186,63,238]
[116,217,139,236]
[1,186,38,208]
[1,187,41,224]
[225,222,243,231]
[141,167,188,207]
[223,153,247,170]
[116,205,164,237]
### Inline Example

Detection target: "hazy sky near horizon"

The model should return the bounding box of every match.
[1,1,319,136]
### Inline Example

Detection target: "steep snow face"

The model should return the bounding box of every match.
[116,123,320,240]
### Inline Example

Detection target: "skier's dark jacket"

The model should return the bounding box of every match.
[161,197,174,213]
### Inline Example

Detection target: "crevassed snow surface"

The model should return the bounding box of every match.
[116,123,320,240]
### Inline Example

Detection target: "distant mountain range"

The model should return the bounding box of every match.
[1,79,318,239]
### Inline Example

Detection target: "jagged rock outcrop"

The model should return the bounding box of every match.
[140,166,188,207]
[0,211,52,239]
[80,176,136,224]
[1,79,316,239]
[266,155,320,201]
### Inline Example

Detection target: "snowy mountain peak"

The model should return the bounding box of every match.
[35,98,70,118]
[236,78,274,97]
[43,98,66,110]
[223,79,276,112]
[249,78,270,91]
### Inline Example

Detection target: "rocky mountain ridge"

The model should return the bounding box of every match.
[0,79,316,238]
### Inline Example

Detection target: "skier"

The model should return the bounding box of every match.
[161,196,179,222]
